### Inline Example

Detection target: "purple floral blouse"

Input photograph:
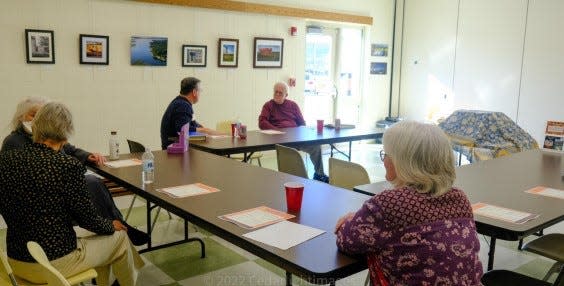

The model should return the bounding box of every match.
[336,186,483,286]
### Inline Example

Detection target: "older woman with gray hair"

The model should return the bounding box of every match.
[0,102,144,286]
[1,96,148,246]
[335,120,483,286]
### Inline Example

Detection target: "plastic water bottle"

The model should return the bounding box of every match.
[109,131,120,160]
[142,148,154,184]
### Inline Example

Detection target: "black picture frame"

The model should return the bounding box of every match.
[182,45,207,67]
[25,29,55,64]
[253,37,283,68]
[79,34,109,65]
[218,38,239,68]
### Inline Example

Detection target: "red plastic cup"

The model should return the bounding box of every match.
[231,123,237,137]
[316,119,324,133]
[284,182,304,212]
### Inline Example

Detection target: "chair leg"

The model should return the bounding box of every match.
[257,158,262,167]
[543,262,563,281]
[125,194,138,221]
[364,272,370,286]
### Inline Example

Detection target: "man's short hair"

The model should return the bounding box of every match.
[32,102,74,143]
[180,77,201,95]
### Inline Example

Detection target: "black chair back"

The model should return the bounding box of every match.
[127,139,146,153]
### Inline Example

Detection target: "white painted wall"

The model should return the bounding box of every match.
[397,0,563,144]
[517,0,564,143]
[398,0,459,122]
[0,0,392,153]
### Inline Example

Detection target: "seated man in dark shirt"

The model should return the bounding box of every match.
[160,77,220,150]
[1,96,148,246]
[259,82,329,182]
[0,102,144,286]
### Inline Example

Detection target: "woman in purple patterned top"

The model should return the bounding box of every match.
[335,121,483,285]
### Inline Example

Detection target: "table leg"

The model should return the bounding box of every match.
[286,271,292,286]
[348,141,352,161]
[146,200,152,249]
[488,237,496,270]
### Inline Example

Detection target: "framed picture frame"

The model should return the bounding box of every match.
[182,45,207,67]
[130,36,168,66]
[79,34,109,65]
[25,29,55,64]
[253,37,283,68]
[218,38,239,68]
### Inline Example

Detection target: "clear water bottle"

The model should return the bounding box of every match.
[109,131,119,160]
[142,148,154,184]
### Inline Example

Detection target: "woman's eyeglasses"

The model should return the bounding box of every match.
[380,150,387,161]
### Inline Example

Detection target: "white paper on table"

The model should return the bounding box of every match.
[208,135,231,139]
[259,130,285,135]
[243,221,325,250]
[104,159,142,168]
[219,206,294,229]
[525,186,564,200]
[472,203,539,224]
[158,183,220,198]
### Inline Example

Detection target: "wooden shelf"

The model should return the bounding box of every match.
[135,0,373,25]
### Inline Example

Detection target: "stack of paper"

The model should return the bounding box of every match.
[158,183,220,198]
[104,159,142,168]
[219,206,294,229]
[259,130,285,135]
[472,203,539,224]
[243,221,325,250]
[526,186,564,200]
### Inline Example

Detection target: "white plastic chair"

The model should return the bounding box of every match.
[26,241,97,286]
[275,144,308,178]
[328,157,371,190]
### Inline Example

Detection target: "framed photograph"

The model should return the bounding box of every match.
[79,34,109,65]
[130,36,168,66]
[218,38,238,68]
[25,29,55,64]
[253,37,283,68]
[370,62,387,75]
[182,45,207,67]
[371,43,388,57]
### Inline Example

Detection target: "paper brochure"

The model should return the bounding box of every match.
[219,206,294,229]
[259,130,285,135]
[472,203,539,224]
[525,186,564,200]
[243,221,325,250]
[104,159,142,168]
[158,183,220,198]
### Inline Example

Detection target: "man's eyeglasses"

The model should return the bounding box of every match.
[380,150,387,162]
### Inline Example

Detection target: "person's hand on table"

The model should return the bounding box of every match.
[112,220,127,232]
[88,152,107,166]
[334,212,355,233]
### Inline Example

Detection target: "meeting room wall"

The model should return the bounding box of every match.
[0,0,392,154]
[396,0,564,144]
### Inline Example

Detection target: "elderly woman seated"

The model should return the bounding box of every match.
[335,120,483,285]
[1,96,147,246]
[0,102,144,286]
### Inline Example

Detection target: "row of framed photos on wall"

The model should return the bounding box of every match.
[24,29,284,68]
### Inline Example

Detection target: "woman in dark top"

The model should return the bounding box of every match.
[0,102,143,286]
[1,97,148,246]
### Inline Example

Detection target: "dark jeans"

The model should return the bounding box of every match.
[85,174,124,221]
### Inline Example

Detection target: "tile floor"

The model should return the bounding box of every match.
[1,142,562,285]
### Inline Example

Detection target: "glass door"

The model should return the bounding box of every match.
[304,27,337,125]
[304,26,363,126]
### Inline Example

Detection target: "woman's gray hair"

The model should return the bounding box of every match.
[32,102,74,143]
[383,120,455,196]
[274,81,289,95]
[10,96,51,131]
